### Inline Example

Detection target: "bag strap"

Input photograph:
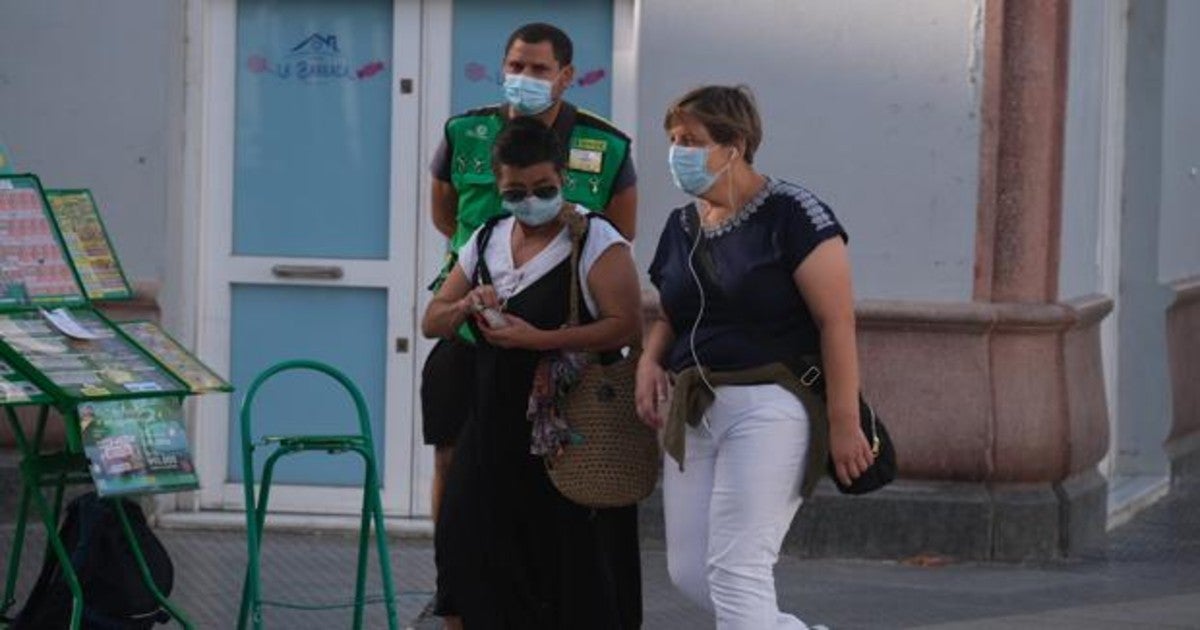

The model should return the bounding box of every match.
[566,211,591,327]
[70,493,101,571]
[472,214,509,286]
[566,212,644,355]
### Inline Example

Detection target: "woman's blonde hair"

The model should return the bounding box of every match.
[663,85,763,164]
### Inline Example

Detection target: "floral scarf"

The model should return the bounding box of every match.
[527,350,591,456]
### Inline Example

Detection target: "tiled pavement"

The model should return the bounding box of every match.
[2,477,1198,629]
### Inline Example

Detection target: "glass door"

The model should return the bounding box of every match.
[196,0,422,516]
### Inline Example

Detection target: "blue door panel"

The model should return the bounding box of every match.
[234,0,394,259]
[227,284,388,486]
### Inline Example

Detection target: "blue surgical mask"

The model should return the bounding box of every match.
[503,190,563,227]
[668,144,729,196]
[503,74,556,116]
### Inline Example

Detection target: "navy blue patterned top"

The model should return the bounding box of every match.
[648,176,848,372]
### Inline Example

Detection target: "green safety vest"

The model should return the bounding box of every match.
[444,104,631,251]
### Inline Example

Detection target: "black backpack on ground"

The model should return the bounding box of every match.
[12,491,174,629]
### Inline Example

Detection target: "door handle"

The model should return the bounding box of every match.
[270,264,344,280]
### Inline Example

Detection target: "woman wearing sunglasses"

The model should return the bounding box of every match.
[422,116,643,628]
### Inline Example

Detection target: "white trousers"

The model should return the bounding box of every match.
[664,384,811,630]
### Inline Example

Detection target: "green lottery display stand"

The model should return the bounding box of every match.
[0,173,231,629]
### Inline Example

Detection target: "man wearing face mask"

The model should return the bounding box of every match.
[418,21,639,628]
[430,22,637,250]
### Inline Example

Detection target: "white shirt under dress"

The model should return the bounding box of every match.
[455,206,629,318]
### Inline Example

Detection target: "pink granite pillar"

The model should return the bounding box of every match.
[974,0,1070,304]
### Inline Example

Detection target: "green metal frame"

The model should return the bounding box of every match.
[43,189,135,302]
[1,405,195,629]
[236,360,398,630]
[0,172,210,629]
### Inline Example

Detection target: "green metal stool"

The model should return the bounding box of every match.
[236,360,398,629]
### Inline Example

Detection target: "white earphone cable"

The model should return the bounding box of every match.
[686,148,739,427]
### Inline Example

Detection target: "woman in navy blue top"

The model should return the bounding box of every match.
[636,85,874,629]
[650,175,847,373]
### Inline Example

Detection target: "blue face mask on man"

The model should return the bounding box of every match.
[668,144,735,197]
[503,74,556,116]
[502,186,563,227]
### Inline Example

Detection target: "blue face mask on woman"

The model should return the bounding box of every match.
[668,144,734,196]
[502,186,563,226]
[504,74,556,116]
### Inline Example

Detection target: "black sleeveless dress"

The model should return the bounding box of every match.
[435,234,642,628]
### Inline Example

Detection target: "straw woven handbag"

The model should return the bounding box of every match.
[545,214,661,508]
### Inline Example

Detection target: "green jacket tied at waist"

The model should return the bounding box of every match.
[664,362,831,499]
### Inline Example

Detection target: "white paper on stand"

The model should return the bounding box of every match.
[40,308,103,340]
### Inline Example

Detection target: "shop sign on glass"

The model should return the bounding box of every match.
[246,33,387,84]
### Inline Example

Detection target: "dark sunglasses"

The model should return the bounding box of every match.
[499,186,560,204]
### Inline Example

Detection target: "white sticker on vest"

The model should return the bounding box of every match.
[568,148,604,174]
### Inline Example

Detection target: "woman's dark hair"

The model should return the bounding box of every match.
[492,117,566,172]
[664,85,763,164]
[505,22,574,67]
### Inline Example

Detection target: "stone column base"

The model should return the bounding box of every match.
[785,471,1107,561]
[1167,276,1200,485]
[1167,432,1200,484]
[635,292,1114,561]
[637,469,1107,562]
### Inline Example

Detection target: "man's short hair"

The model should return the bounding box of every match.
[505,22,574,67]
[492,117,566,172]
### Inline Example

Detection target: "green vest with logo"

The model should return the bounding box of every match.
[444,104,630,251]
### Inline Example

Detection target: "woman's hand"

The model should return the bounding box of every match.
[423,268,480,339]
[635,356,670,429]
[477,313,547,350]
[828,409,875,487]
[464,285,501,311]
[440,285,501,337]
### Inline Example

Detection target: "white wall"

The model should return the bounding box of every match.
[0,0,182,286]
[1158,0,1200,284]
[633,0,984,300]
[1118,0,1172,478]
[1059,1,1106,300]
[1060,0,1128,481]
